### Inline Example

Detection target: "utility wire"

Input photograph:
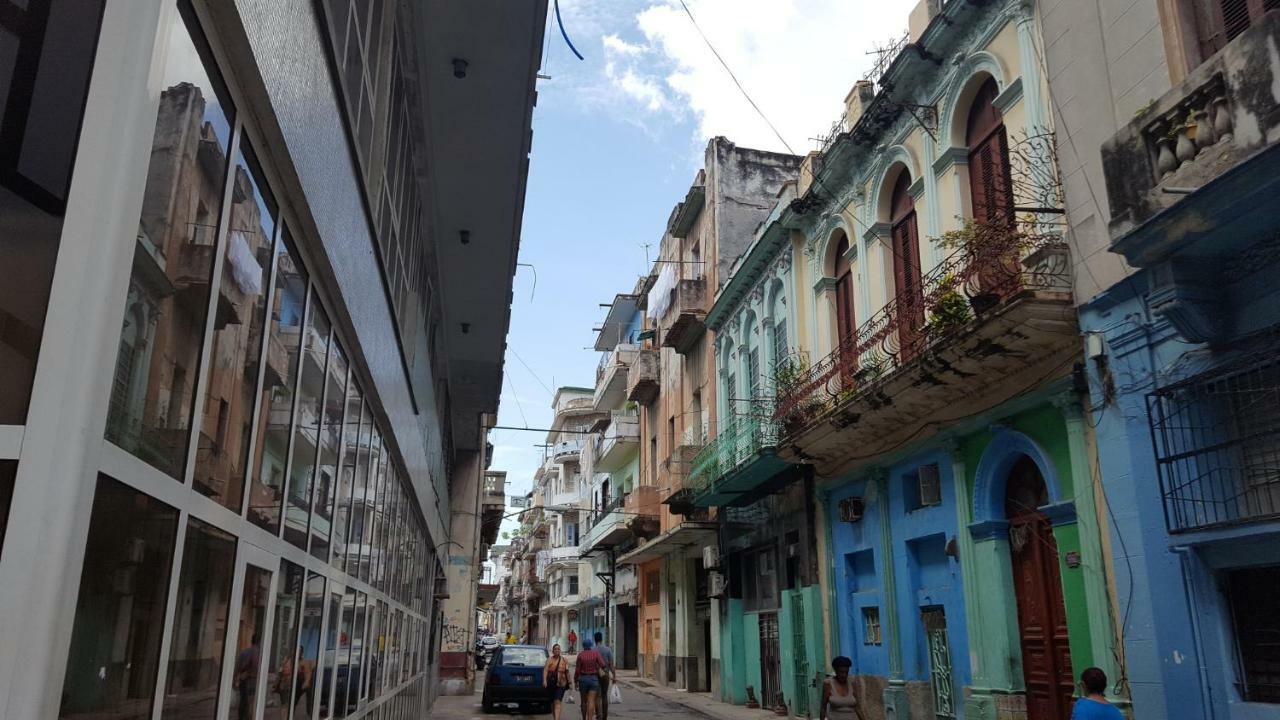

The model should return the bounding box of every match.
[509,347,554,397]
[676,0,796,155]
[504,373,531,428]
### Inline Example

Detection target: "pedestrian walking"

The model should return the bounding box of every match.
[1071,668,1122,719]
[573,638,605,720]
[820,656,866,720]
[233,634,261,720]
[568,628,577,653]
[544,644,572,720]
[593,632,615,720]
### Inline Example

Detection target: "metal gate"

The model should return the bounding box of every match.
[922,607,955,719]
[759,612,782,710]
[790,594,810,716]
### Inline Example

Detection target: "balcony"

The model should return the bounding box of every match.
[551,439,583,462]
[483,472,506,508]
[774,227,1076,477]
[548,545,580,566]
[688,413,794,507]
[597,411,640,471]
[1100,12,1280,345]
[624,485,661,540]
[580,493,631,551]
[549,487,581,510]
[595,344,638,410]
[171,222,219,315]
[626,349,660,404]
[659,278,708,354]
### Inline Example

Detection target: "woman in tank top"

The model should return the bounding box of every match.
[821,656,866,720]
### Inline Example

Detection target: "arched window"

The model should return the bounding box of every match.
[966,77,1014,227]
[889,171,924,352]
[833,232,855,351]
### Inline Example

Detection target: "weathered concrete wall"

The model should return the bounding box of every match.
[1039,0,1170,302]
[708,138,803,293]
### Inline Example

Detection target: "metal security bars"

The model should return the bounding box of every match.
[1149,350,1280,533]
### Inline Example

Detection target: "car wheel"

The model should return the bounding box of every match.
[482,696,495,713]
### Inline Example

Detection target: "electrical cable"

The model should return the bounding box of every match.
[553,0,584,61]
[505,373,531,429]
[510,347,555,398]
[676,0,796,154]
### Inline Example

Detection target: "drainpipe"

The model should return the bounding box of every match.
[1170,545,1216,720]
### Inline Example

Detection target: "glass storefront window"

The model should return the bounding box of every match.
[230,564,271,720]
[0,0,107,424]
[105,3,234,479]
[249,229,308,534]
[60,476,178,720]
[361,439,385,584]
[310,341,347,562]
[290,572,325,719]
[264,560,304,720]
[283,292,329,548]
[194,139,276,512]
[348,427,377,579]
[334,588,357,718]
[161,518,237,720]
[351,593,368,709]
[320,591,342,719]
[332,392,364,573]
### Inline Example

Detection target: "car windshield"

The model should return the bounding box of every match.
[500,648,548,667]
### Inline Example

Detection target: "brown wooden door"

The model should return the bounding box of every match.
[759,612,782,709]
[890,211,924,358]
[1007,459,1074,720]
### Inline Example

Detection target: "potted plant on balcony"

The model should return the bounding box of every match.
[925,276,971,339]
[937,219,1035,315]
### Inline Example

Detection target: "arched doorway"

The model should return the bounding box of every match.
[888,171,923,358]
[1005,456,1074,720]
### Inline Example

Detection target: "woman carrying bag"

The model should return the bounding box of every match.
[544,644,572,720]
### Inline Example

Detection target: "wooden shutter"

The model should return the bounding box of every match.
[1205,0,1278,57]
[969,126,1013,227]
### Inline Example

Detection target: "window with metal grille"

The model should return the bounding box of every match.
[862,607,882,645]
[1148,349,1280,532]
[906,463,943,510]
[1226,565,1280,703]
[773,319,788,367]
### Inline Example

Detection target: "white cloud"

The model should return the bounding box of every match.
[602,33,645,56]
[631,0,919,153]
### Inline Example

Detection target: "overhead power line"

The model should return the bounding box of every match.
[676,0,796,155]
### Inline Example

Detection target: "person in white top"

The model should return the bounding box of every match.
[821,656,866,720]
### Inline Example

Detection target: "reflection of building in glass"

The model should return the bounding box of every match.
[0,1,547,719]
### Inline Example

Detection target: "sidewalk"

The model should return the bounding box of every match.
[612,670,781,720]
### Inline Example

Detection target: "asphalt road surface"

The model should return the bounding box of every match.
[431,684,705,720]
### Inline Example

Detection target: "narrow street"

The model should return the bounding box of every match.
[432,672,715,720]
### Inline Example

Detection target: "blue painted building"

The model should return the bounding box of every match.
[1082,13,1280,720]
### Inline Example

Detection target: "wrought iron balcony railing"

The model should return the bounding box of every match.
[774,222,1069,436]
[687,412,781,498]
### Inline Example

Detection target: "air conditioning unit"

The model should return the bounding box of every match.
[708,571,727,598]
[702,545,721,570]
[839,497,865,523]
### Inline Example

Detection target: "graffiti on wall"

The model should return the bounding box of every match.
[442,621,470,650]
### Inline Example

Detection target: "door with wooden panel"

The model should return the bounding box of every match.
[966,77,1019,308]
[888,172,923,360]
[1007,457,1074,720]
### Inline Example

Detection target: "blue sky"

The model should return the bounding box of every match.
[491,0,918,542]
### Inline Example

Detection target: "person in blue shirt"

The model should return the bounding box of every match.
[1072,667,1123,720]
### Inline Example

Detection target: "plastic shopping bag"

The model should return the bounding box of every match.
[564,690,577,705]
[609,682,622,704]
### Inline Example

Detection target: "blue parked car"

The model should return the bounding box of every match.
[482,645,550,713]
